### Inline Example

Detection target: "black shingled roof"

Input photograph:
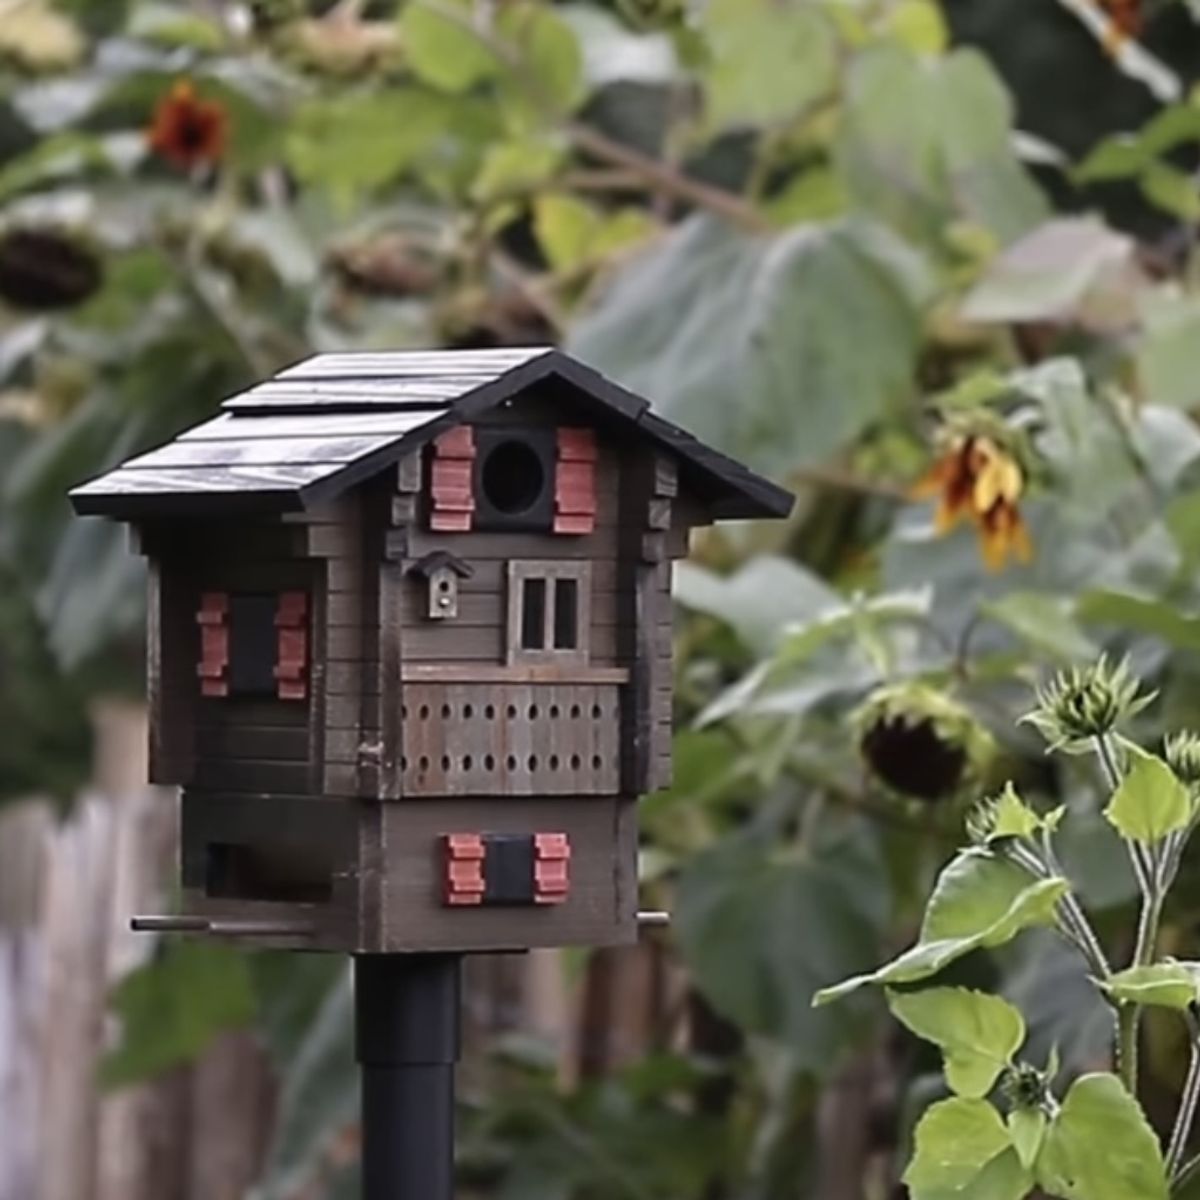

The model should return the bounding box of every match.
[70,347,793,521]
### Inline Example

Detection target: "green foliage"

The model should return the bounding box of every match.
[819,666,1200,1198]
[100,941,257,1087]
[11,1,1200,1196]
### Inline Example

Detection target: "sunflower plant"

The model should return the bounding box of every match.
[816,659,1200,1199]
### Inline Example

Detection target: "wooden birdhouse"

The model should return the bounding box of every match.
[70,347,792,954]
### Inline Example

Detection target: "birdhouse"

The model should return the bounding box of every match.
[70,348,791,954]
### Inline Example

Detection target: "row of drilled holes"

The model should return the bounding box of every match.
[402,752,606,774]
[402,701,613,722]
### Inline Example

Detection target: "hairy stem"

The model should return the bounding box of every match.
[1168,1022,1200,1177]
[1175,1149,1200,1195]
[1117,1004,1139,1095]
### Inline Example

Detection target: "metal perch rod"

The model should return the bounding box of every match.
[131,915,316,937]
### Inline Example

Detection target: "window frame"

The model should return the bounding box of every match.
[505,560,591,666]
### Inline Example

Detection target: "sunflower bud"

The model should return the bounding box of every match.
[1022,657,1154,753]
[1001,1062,1053,1113]
[965,795,1000,846]
[856,684,993,803]
[1165,732,1200,787]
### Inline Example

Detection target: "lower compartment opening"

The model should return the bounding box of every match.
[205,841,333,905]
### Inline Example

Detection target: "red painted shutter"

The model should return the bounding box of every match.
[196,591,230,698]
[554,428,596,535]
[274,590,308,701]
[443,833,485,906]
[533,832,571,904]
[430,426,475,532]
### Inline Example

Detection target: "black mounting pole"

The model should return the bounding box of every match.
[355,953,462,1200]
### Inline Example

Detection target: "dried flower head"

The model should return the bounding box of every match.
[0,227,102,310]
[147,80,228,171]
[1165,732,1200,787]
[856,684,994,803]
[1023,657,1154,753]
[912,433,1032,572]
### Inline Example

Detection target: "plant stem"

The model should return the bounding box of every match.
[1117,1004,1140,1095]
[1175,1149,1200,1195]
[1168,1020,1200,1177]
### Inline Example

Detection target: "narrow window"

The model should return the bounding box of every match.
[553,578,578,649]
[507,562,590,665]
[521,578,546,650]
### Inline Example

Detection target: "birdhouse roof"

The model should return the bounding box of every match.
[70,347,793,521]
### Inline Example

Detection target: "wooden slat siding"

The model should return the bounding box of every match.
[195,697,307,729]
[617,451,679,795]
[195,725,309,760]
[397,587,620,628]
[147,560,197,785]
[193,759,313,793]
[378,796,637,952]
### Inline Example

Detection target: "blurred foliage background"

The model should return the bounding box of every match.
[8,0,1200,1196]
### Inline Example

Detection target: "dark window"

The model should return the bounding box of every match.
[472,427,556,531]
[205,842,332,905]
[553,578,578,649]
[228,594,278,695]
[521,577,546,649]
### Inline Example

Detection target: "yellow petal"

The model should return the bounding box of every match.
[973,452,1022,514]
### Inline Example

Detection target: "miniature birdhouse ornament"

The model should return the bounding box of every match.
[70,347,792,955]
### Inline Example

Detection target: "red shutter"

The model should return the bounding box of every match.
[443,833,485,906]
[430,426,475,532]
[274,590,308,701]
[196,591,229,698]
[533,832,571,904]
[554,428,596,535]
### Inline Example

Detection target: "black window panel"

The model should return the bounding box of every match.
[553,578,578,649]
[483,835,536,905]
[472,426,556,531]
[229,593,278,695]
[521,578,546,649]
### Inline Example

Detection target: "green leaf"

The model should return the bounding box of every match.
[885,0,948,54]
[100,942,256,1087]
[838,45,1046,243]
[1008,1108,1047,1170]
[570,215,929,477]
[701,0,837,128]
[1075,135,1149,183]
[1104,747,1192,845]
[982,591,1099,664]
[677,822,889,1068]
[472,137,564,203]
[904,1098,1031,1199]
[497,3,585,117]
[1077,589,1200,654]
[533,194,655,272]
[401,0,501,92]
[1098,962,1199,1010]
[816,852,1068,1003]
[1141,161,1200,221]
[960,217,1139,331]
[1037,1074,1168,1200]
[673,557,841,656]
[989,783,1044,841]
[1137,293,1200,410]
[887,988,1025,1098]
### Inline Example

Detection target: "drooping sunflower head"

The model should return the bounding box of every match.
[913,414,1035,572]
[147,80,228,171]
[856,683,994,804]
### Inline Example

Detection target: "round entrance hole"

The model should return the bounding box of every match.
[480,439,545,514]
